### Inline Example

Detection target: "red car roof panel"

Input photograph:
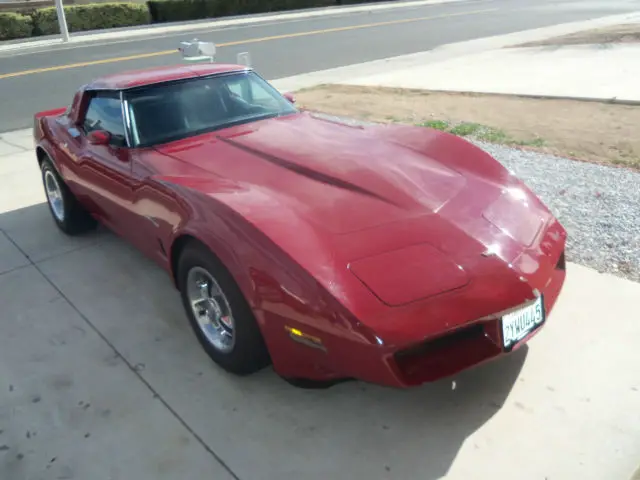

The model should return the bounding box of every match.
[88,63,250,90]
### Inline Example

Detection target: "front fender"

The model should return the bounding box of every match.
[165,180,381,379]
[370,123,513,183]
[163,177,342,315]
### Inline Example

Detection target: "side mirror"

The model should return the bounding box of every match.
[87,130,111,145]
[283,92,296,104]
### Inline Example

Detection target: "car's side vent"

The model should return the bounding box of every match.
[556,251,566,271]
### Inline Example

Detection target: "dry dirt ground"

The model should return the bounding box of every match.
[295,84,640,169]
[515,23,640,47]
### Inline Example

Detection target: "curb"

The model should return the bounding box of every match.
[366,88,640,107]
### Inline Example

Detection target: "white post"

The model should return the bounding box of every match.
[54,0,70,42]
[237,52,251,67]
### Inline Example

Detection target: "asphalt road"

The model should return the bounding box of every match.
[0,0,638,132]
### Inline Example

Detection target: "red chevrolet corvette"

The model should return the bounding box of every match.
[33,62,567,388]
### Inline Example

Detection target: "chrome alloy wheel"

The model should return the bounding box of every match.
[44,170,65,222]
[186,266,236,353]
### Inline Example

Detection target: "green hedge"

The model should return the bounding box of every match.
[31,3,150,36]
[147,0,335,23]
[1,0,384,40]
[0,12,33,40]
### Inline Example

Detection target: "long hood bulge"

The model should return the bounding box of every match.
[215,113,467,233]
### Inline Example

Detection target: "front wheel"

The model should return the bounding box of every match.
[177,241,270,375]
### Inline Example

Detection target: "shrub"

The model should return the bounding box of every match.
[147,0,335,24]
[31,3,150,36]
[0,12,33,40]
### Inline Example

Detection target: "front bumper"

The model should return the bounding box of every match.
[264,252,566,389]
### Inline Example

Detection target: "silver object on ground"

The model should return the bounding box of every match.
[178,39,217,63]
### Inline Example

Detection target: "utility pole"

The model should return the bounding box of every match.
[54,0,70,42]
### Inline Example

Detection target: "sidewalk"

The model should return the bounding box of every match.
[340,43,640,103]
[273,10,640,103]
[2,16,640,480]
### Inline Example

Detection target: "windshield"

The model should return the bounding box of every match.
[124,71,297,147]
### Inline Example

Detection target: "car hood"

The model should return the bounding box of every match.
[155,112,475,234]
[154,112,559,307]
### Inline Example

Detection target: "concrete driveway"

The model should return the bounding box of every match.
[1,128,639,480]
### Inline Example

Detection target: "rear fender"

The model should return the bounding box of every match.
[35,129,68,180]
[34,106,68,120]
[34,107,67,142]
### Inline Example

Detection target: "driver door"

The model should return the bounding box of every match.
[75,91,137,239]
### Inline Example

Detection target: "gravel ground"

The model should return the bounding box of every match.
[472,140,640,283]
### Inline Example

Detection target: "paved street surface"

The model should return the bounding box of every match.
[0,0,639,131]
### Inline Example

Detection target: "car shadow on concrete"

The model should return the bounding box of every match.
[0,202,527,480]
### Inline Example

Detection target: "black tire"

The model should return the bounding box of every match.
[40,156,97,235]
[177,241,270,375]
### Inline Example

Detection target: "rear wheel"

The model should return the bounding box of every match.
[40,155,97,235]
[177,241,270,375]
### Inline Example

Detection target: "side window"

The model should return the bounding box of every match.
[226,76,277,107]
[83,92,127,147]
[227,80,244,97]
[249,80,275,103]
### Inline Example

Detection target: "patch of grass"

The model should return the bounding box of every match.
[476,126,510,143]
[295,85,640,170]
[449,122,482,136]
[418,119,547,149]
[419,120,450,131]
[512,137,546,147]
[611,157,640,168]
